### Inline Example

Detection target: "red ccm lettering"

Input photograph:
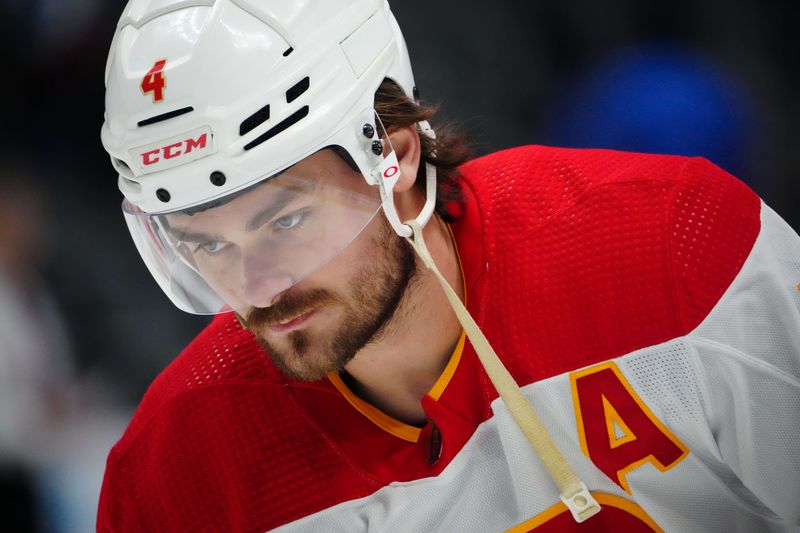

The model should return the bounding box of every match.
[140,133,208,167]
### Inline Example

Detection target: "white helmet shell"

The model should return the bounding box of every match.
[102,0,416,215]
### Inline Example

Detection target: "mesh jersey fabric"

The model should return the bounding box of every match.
[97,145,800,532]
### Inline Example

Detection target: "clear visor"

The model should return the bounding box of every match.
[122,149,382,315]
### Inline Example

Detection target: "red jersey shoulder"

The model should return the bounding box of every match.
[99,314,379,532]
[458,147,760,383]
[668,157,761,329]
[164,312,284,388]
[459,145,690,252]
[121,314,283,438]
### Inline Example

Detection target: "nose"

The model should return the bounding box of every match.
[241,253,294,308]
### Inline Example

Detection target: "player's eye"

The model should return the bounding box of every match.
[195,241,230,254]
[273,210,306,231]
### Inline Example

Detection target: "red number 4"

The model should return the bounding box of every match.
[141,59,167,103]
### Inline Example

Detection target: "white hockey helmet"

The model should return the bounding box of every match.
[101,0,436,315]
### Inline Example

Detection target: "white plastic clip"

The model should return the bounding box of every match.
[559,482,601,523]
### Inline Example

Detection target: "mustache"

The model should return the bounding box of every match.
[241,288,340,330]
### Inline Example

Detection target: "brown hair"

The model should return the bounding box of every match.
[373,79,471,222]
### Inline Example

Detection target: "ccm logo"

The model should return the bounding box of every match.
[141,133,208,166]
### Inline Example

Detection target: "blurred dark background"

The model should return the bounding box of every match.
[0,0,797,530]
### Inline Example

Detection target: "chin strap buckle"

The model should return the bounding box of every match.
[560,482,601,523]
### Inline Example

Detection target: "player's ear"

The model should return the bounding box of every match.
[387,125,421,193]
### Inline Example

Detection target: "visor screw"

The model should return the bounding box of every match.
[413,86,420,100]
[210,171,227,187]
[156,188,171,203]
[371,139,383,155]
[362,123,375,138]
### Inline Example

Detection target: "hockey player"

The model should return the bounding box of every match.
[98,1,800,531]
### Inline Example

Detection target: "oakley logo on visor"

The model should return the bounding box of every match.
[382,165,399,179]
[130,126,216,174]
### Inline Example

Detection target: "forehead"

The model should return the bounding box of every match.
[283,149,362,188]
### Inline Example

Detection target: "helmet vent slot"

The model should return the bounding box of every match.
[282,47,294,57]
[137,106,194,127]
[286,77,309,103]
[113,157,134,178]
[240,104,271,136]
[244,106,309,151]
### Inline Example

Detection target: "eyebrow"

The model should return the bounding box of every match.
[166,225,223,244]
[165,181,317,243]
[244,181,316,232]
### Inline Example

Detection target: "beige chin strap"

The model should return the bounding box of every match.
[404,219,601,524]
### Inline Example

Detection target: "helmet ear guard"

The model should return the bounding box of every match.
[371,116,438,239]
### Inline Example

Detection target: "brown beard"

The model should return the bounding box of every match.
[240,217,417,381]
